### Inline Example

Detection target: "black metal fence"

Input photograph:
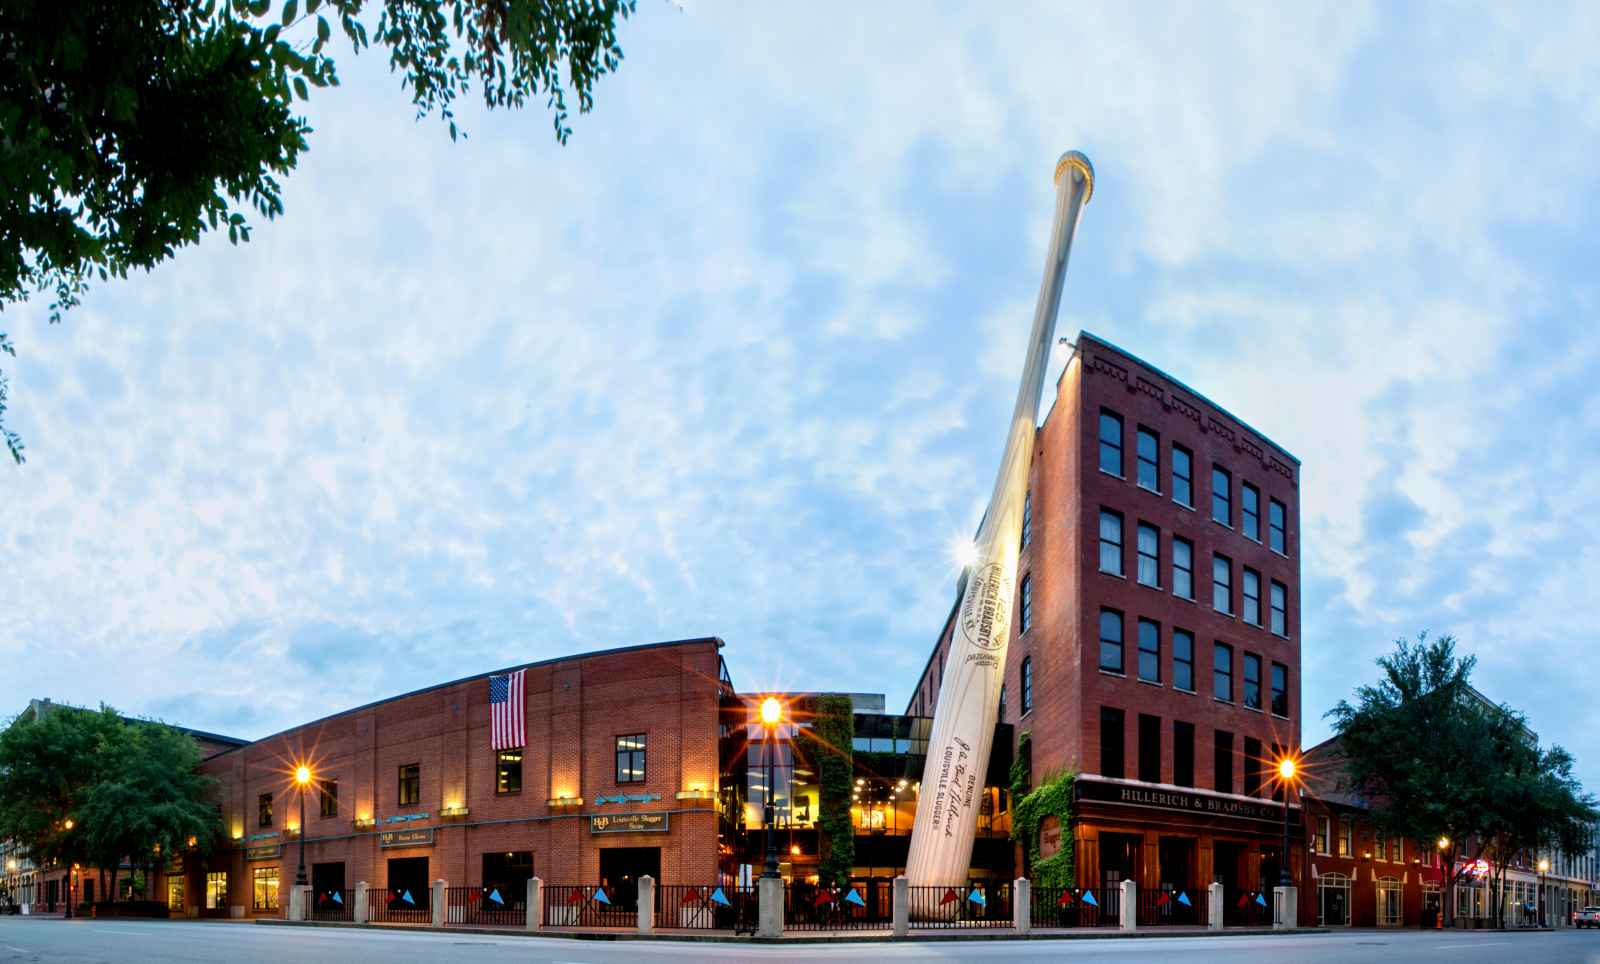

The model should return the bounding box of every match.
[784,881,893,931]
[655,884,751,930]
[1137,888,1205,926]
[1030,885,1119,927]
[367,887,430,924]
[444,886,524,926]
[1224,890,1271,927]
[541,885,635,928]
[904,883,1012,928]
[307,888,355,922]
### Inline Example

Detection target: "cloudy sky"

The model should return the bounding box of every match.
[4,2,1598,787]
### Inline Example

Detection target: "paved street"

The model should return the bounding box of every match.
[1,919,1598,963]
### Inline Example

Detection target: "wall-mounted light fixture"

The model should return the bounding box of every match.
[440,803,470,818]
[352,815,376,830]
[547,795,583,810]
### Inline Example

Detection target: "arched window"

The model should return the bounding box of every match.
[1318,872,1350,927]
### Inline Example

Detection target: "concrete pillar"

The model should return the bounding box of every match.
[756,876,784,939]
[1013,878,1031,934]
[1119,879,1136,933]
[431,879,446,928]
[287,884,308,922]
[1274,886,1297,930]
[353,882,368,924]
[637,875,655,935]
[1208,882,1224,930]
[525,877,542,931]
[892,875,909,937]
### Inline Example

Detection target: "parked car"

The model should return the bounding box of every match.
[1574,906,1600,928]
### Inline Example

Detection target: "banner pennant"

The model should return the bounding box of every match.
[682,887,701,905]
[814,889,835,908]
[1236,892,1250,908]
[331,891,343,905]
[1255,892,1268,907]
[400,889,415,906]
[488,888,504,906]
[1082,890,1099,907]
[1155,891,1171,907]
[940,888,959,906]
[468,889,481,904]
[710,887,730,907]
[1056,890,1075,907]
[845,888,866,908]
[593,887,611,906]
[967,888,985,907]
[566,888,584,904]
[1176,891,1191,907]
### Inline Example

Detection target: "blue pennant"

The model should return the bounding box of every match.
[488,888,504,906]
[331,891,343,905]
[1176,891,1191,907]
[400,889,415,905]
[1255,892,1268,907]
[1082,890,1099,907]
[710,887,730,907]
[967,888,986,907]
[593,887,611,906]
[844,887,866,907]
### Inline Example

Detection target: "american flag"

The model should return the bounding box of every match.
[489,668,525,750]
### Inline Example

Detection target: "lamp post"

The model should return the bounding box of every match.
[294,766,312,888]
[62,819,75,919]
[1276,756,1298,888]
[1538,857,1549,927]
[759,698,783,879]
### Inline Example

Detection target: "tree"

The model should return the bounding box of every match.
[0,0,638,463]
[0,705,123,873]
[811,694,855,889]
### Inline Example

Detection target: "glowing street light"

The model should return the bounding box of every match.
[1274,752,1301,888]
[1438,836,1450,851]
[1538,857,1550,926]
[758,698,785,879]
[294,764,314,888]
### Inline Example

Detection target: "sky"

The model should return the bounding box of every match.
[4,2,1599,788]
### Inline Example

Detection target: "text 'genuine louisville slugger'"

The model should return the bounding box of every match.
[904,151,1094,889]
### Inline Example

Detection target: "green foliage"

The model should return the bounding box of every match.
[0,0,637,463]
[1008,732,1076,889]
[812,694,855,887]
[0,704,123,869]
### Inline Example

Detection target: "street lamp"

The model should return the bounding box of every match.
[294,765,313,887]
[1275,756,1299,888]
[759,697,783,879]
[1538,857,1549,927]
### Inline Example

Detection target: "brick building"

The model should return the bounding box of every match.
[907,331,1303,912]
[170,638,729,918]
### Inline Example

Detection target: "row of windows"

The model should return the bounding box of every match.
[1310,816,1434,865]
[1096,510,1290,636]
[1097,706,1287,797]
[1098,409,1289,553]
[1099,609,1290,716]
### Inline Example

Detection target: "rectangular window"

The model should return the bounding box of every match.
[1018,574,1032,634]
[319,780,338,819]
[1172,537,1193,599]
[1173,629,1194,691]
[1269,499,1287,553]
[1243,737,1262,796]
[1243,652,1262,710]
[1173,721,1195,787]
[1213,642,1233,702]
[206,872,228,911]
[167,876,185,913]
[398,763,420,806]
[1099,509,1124,575]
[1021,491,1031,550]
[1137,523,1160,587]
[251,867,279,912]
[1271,663,1289,717]
[258,792,272,828]
[1214,730,1234,795]
[1138,713,1161,784]
[1138,618,1161,683]
[496,749,523,795]
[1376,828,1388,861]
[1339,817,1353,857]
[1099,608,1125,674]
[1172,444,1193,507]
[998,684,1006,723]
[1270,580,1288,635]
[1021,656,1033,714]
[1100,707,1125,779]
[1137,427,1160,491]
[1212,553,1233,614]
[1099,409,1124,476]
[1212,465,1232,525]
[1315,817,1330,855]
[1242,568,1261,626]
[615,734,647,783]
[1242,482,1261,541]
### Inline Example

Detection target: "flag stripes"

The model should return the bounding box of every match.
[490,668,526,750]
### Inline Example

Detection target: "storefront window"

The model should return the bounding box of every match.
[167,876,185,912]
[1376,876,1401,926]
[205,872,228,910]
[252,867,279,911]
[1318,872,1350,926]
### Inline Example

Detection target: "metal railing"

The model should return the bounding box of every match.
[785,881,893,931]
[905,883,1012,928]
[367,887,430,924]
[444,886,523,926]
[1030,885,1118,927]
[1224,890,1271,927]
[655,884,751,930]
[1137,887,1205,926]
[541,885,635,929]
[307,888,355,922]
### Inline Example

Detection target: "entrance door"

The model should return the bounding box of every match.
[386,856,430,913]
[311,862,346,917]
[1158,838,1199,923]
[599,848,660,912]
[1214,841,1245,924]
[1099,833,1140,920]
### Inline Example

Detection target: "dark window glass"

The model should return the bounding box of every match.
[319,780,338,818]
[1213,554,1232,614]
[1212,465,1232,525]
[1214,730,1234,795]
[1270,581,1288,636]
[1244,737,1263,796]
[1018,574,1032,634]
[1099,608,1125,674]
[1099,410,1124,476]
[1244,652,1262,710]
[1100,707,1125,779]
[1173,721,1195,787]
[615,734,647,783]
[1269,499,1287,553]
[1173,629,1194,691]
[1021,657,1033,714]
[998,684,1007,723]
[398,764,420,806]
[496,750,523,795]
[1271,663,1289,717]
[1242,483,1260,540]
[1138,618,1160,683]
[1173,537,1193,599]
[1137,428,1160,490]
[1242,568,1261,626]
[1138,714,1161,784]
[1137,523,1160,587]
[1172,445,1193,506]
[1021,491,1031,550]
[1099,509,1124,575]
[258,792,272,828]
[1213,642,1233,702]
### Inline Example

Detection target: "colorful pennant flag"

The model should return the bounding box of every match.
[1082,890,1099,907]
[1176,891,1191,907]
[844,888,866,908]
[940,888,959,906]
[1236,892,1250,908]
[567,888,584,904]
[468,889,481,904]
[682,887,702,905]
[967,888,985,907]
[710,887,730,907]
[400,889,415,906]
[1254,892,1268,907]
[488,888,504,906]
[593,887,611,906]
[331,891,343,905]
[1155,891,1171,907]
[1056,890,1075,907]
[814,889,835,908]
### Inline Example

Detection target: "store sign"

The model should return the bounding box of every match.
[590,812,668,834]
[383,812,431,825]
[244,845,281,861]
[1075,778,1294,824]
[378,828,435,848]
[594,793,662,806]
[1039,815,1062,859]
[246,832,279,842]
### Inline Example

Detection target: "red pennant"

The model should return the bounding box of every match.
[1156,892,1170,906]
[1056,890,1074,907]
[940,888,959,906]
[1236,893,1250,908]
[813,889,835,908]
[682,887,701,905]
[468,890,480,904]
[567,888,584,904]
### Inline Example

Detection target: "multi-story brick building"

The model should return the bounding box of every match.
[907,331,1303,913]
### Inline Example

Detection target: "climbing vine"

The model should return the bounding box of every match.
[813,694,856,887]
[1008,732,1076,889]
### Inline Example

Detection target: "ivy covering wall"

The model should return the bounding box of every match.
[1008,731,1076,888]
[813,694,856,887]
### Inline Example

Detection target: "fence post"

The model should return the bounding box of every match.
[637,875,655,935]
[1274,885,1297,930]
[892,875,909,937]
[431,880,446,928]
[353,882,368,924]
[756,876,784,939]
[287,884,308,922]
[1208,882,1223,930]
[1013,878,1030,934]
[526,877,542,931]
[1119,879,1136,933]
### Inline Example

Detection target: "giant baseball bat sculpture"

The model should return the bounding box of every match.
[904,151,1093,888]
